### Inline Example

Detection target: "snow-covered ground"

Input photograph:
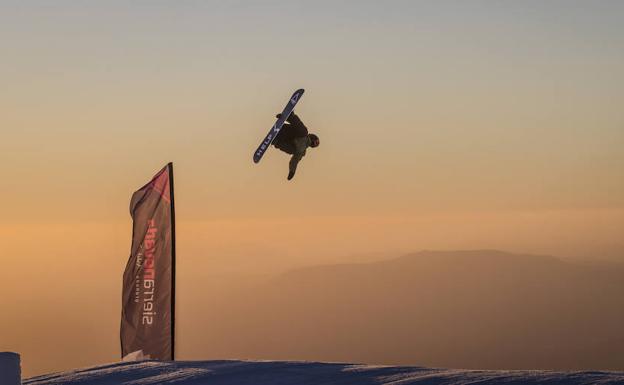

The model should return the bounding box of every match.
[23,359,624,385]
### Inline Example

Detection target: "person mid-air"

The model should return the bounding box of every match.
[272,112,319,180]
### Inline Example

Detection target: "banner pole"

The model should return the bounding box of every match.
[168,162,176,361]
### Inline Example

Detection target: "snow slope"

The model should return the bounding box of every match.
[23,360,624,385]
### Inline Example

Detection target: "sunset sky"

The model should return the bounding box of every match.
[1,0,623,377]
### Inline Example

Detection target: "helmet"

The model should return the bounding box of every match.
[309,134,320,148]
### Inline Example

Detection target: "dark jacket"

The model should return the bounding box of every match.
[272,113,311,179]
[273,113,308,152]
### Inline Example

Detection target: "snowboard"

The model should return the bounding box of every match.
[253,88,305,163]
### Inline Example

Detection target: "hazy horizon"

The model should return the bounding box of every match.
[1,0,623,378]
[4,248,624,377]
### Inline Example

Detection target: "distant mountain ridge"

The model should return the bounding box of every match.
[194,250,624,371]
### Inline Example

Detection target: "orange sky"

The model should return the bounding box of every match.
[1,1,623,377]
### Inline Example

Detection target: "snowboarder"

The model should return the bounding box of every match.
[272,111,319,180]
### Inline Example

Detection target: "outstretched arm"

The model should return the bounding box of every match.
[288,153,303,180]
[287,137,309,180]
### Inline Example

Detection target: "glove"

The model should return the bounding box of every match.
[287,170,295,180]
